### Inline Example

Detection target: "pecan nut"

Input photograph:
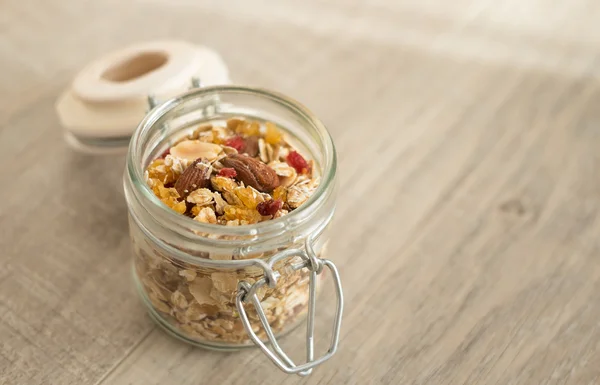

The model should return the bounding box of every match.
[220,154,280,193]
[174,158,212,197]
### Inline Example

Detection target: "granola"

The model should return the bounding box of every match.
[134,118,323,345]
[144,118,318,224]
[133,233,325,345]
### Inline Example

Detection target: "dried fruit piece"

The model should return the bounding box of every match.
[156,183,178,200]
[244,136,259,157]
[223,205,262,223]
[159,148,170,159]
[257,199,283,216]
[145,117,318,225]
[170,140,222,161]
[247,122,261,136]
[225,136,245,152]
[264,122,282,144]
[175,158,212,197]
[286,151,309,174]
[147,159,177,185]
[218,168,237,178]
[272,186,287,202]
[235,120,260,136]
[220,154,280,193]
[234,186,264,209]
[211,126,229,144]
[222,191,243,206]
[211,175,238,193]
[170,200,187,214]
[227,118,244,131]
[151,181,187,213]
[191,205,201,216]
[147,158,164,169]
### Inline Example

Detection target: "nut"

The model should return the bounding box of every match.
[244,136,259,157]
[174,158,211,197]
[220,154,280,193]
[170,140,222,161]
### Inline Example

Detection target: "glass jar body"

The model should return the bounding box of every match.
[129,214,331,348]
[124,87,337,349]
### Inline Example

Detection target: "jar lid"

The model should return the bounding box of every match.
[55,40,231,154]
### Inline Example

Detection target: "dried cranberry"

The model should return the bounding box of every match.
[225,136,245,152]
[218,167,237,178]
[287,151,309,174]
[159,148,170,159]
[257,199,283,216]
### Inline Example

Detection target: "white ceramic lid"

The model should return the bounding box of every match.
[55,40,231,154]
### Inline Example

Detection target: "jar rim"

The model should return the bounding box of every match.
[126,85,337,239]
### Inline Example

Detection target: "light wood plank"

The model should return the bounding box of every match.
[2,1,600,384]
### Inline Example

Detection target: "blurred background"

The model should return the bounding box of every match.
[3,1,600,384]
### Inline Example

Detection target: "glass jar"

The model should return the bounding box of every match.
[123,86,342,375]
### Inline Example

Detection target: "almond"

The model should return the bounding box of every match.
[170,140,222,161]
[174,158,212,197]
[220,154,280,193]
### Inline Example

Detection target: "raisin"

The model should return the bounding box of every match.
[286,151,309,174]
[257,199,283,216]
[272,186,287,202]
[227,118,244,131]
[235,186,261,209]
[218,167,237,178]
[264,122,282,144]
[223,205,262,223]
[225,136,245,152]
[236,121,260,136]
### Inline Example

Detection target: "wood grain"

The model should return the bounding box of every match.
[2,1,600,384]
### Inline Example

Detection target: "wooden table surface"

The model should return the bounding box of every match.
[3,1,600,384]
